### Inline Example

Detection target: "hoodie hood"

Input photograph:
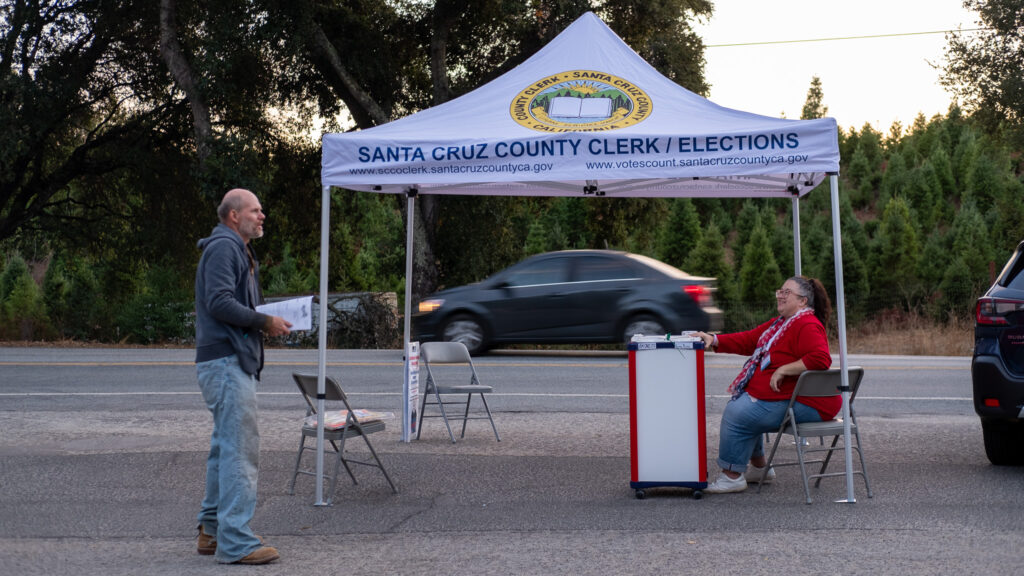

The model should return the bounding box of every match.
[198,223,243,251]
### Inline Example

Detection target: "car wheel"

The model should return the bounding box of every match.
[981,419,1024,466]
[622,314,666,342]
[442,314,487,355]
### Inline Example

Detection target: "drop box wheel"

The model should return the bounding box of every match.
[635,489,646,500]
[692,490,703,500]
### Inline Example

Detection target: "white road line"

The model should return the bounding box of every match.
[0,392,973,401]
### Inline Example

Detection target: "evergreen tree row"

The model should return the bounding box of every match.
[1,106,1021,342]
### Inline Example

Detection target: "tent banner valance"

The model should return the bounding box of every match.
[321,12,838,198]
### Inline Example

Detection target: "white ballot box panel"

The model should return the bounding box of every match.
[628,336,707,493]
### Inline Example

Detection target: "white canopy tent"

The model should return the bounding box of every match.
[314,12,855,504]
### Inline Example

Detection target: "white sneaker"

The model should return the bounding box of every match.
[705,472,748,494]
[746,464,776,484]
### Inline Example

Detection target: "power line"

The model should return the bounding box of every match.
[706,28,989,48]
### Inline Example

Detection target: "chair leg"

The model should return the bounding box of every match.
[791,430,813,504]
[289,435,307,495]
[434,389,457,443]
[336,434,359,486]
[478,393,500,442]
[416,388,427,440]
[359,434,398,494]
[757,428,786,494]
[853,427,873,498]
[814,435,841,488]
[460,393,472,439]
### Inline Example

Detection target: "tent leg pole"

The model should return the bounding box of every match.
[402,189,417,442]
[314,184,331,506]
[792,196,801,276]
[828,173,855,503]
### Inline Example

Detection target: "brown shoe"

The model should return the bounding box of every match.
[196,525,216,556]
[234,546,280,565]
[197,526,264,556]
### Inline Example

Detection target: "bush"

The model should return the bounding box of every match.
[116,263,193,344]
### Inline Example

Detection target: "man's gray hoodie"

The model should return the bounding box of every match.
[194,223,271,377]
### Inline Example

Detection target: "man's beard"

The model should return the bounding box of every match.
[241,222,263,240]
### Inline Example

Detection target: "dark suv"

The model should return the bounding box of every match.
[972,239,1024,465]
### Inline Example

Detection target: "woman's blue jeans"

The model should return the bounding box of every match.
[717,392,822,473]
[196,355,262,563]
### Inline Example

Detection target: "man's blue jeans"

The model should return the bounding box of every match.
[717,392,822,473]
[196,355,262,563]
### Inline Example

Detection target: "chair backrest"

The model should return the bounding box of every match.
[292,373,351,414]
[794,367,864,400]
[421,341,473,364]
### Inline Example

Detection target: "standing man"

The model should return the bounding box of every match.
[194,188,291,565]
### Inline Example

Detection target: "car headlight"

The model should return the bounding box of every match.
[418,299,445,313]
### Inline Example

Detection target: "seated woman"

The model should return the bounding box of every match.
[694,275,835,494]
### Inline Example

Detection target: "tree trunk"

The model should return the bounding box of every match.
[308,23,389,127]
[409,4,460,299]
[158,0,212,165]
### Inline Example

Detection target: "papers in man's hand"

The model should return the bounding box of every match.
[303,409,395,430]
[256,296,313,331]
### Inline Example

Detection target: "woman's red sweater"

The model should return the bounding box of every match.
[716,313,838,420]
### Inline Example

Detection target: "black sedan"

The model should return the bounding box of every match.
[973,239,1024,465]
[412,249,723,354]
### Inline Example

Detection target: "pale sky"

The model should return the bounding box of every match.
[693,1,981,132]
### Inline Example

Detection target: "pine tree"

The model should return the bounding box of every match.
[950,200,995,282]
[733,200,762,271]
[738,221,783,320]
[800,75,828,119]
[0,254,49,340]
[657,199,702,269]
[869,196,922,308]
[523,219,548,256]
[991,180,1024,264]
[685,219,735,308]
[879,150,909,208]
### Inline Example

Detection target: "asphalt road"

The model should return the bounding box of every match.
[0,347,1020,575]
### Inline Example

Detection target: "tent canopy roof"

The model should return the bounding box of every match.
[321,11,839,198]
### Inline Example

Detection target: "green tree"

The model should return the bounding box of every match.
[0,253,49,340]
[964,152,1006,208]
[869,196,922,309]
[738,221,782,321]
[523,219,549,256]
[657,199,702,269]
[941,0,1024,143]
[800,75,828,119]
[991,179,1024,263]
[685,219,740,329]
[0,252,29,303]
[879,150,909,208]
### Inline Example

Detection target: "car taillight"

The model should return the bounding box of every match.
[683,285,711,307]
[976,297,1024,326]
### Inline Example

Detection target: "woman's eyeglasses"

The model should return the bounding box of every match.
[776,288,805,298]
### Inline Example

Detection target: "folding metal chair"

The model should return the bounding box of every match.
[758,367,872,504]
[416,341,500,443]
[289,373,397,503]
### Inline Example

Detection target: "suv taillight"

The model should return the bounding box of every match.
[683,285,711,307]
[976,297,1024,326]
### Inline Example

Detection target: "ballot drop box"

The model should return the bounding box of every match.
[628,334,707,499]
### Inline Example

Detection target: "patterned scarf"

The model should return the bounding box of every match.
[728,307,814,399]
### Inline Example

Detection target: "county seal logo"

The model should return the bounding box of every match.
[510,70,652,133]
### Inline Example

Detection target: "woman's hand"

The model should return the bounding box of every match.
[770,359,809,393]
[693,331,715,350]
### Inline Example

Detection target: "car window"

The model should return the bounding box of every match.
[1003,250,1024,290]
[502,258,568,287]
[574,256,638,282]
